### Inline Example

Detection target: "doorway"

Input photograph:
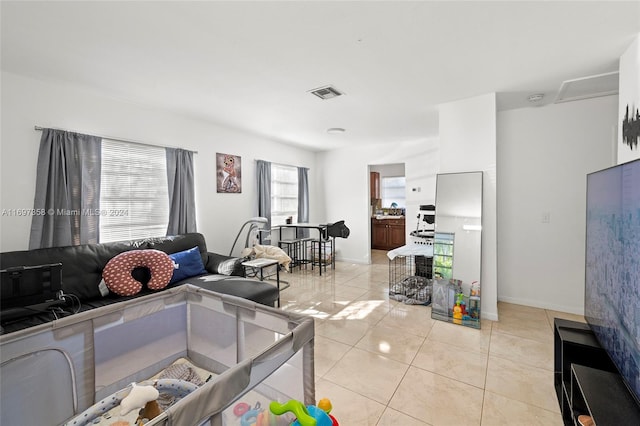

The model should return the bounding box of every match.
[368,163,406,261]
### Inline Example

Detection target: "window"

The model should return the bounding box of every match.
[381,176,406,208]
[271,163,298,225]
[99,140,169,243]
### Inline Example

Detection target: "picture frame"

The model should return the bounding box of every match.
[216,153,242,193]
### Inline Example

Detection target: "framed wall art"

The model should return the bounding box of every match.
[216,153,242,193]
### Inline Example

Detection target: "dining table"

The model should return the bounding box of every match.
[277,223,330,275]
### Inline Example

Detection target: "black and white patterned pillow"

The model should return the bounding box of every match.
[217,257,244,275]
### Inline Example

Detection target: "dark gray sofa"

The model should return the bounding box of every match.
[0,233,279,334]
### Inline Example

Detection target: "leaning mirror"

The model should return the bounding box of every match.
[431,171,483,328]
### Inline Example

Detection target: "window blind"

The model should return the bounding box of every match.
[271,163,298,225]
[99,139,169,243]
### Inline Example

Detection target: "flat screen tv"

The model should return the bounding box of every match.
[585,158,640,405]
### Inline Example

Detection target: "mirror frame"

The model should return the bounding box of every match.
[431,171,483,329]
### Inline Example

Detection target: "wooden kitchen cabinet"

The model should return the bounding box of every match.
[372,220,387,249]
[371,217,405,250]
[370,172,380,200]
[388,221,406,248]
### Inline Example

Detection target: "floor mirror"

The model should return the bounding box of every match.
[431,171,483,329]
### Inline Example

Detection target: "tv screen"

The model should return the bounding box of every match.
[585,158,640,404]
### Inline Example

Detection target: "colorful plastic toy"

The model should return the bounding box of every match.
[270,399,338,426]
[234,402,251,417]
[233,401,280,426]
[453,292,464,324]
[241,408,262,426]
[317,398,332,413]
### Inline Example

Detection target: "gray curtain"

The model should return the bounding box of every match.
[297,166,310,237]
[166,148,197,235]
[29,129,102,249]
[257,160,271,232]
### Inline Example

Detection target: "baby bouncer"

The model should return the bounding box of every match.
[229,217,292,274]
[229,217,269,257]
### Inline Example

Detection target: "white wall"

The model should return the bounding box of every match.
[318,139,439,264]
[370,163,405,180]
[618,33,640,163]
[0,72,318,253]
[438,93,498,321]
[497,95,617,314]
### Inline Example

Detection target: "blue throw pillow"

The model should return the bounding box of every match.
[169,246,207,284]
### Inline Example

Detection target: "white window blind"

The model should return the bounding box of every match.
[99,140,169,243]
[381,176,406,208]
[271,163,298,226]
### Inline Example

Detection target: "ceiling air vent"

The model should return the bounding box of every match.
[555,71,619,104]
[309,85,344,100]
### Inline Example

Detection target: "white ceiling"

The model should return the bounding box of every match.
[2,1,639,151]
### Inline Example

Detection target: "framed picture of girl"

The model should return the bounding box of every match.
[216,153,242,193]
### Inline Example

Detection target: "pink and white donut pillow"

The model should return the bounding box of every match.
[102,249,174,296]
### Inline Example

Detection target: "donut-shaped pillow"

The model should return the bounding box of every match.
[102,249,174,296]
[65,379,199,426]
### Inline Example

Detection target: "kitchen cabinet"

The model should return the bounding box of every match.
[371,217,405,250]
[370,172,380,201]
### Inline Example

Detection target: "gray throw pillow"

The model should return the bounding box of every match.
[217,257,244,275]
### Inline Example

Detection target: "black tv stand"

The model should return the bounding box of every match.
[571,364,640,426]
[556,325,594,335]
[554,318,640,425]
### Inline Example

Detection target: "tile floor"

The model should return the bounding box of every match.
[277,249,586,426]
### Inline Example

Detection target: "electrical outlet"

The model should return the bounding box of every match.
[541,212,551,223]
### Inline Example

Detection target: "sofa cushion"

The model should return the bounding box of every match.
[103,250,174,296]
[169,247,207,284]
[176,275,279,306]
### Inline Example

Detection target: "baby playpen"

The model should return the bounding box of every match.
[0,285,315,425]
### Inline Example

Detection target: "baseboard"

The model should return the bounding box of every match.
[482,311,499,321]
[498,295,584,316]
[335,256,368,265]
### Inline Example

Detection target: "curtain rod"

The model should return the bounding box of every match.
[256,159,308,170]
[34,126,198,154]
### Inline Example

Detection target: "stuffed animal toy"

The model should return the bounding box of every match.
[120,383,160,416]
[137,400,163,424]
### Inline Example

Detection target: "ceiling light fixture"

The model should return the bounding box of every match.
[327,128,346,134]
[528,93,545,103]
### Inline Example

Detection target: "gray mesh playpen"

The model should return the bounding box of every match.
[0,285,315,425]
